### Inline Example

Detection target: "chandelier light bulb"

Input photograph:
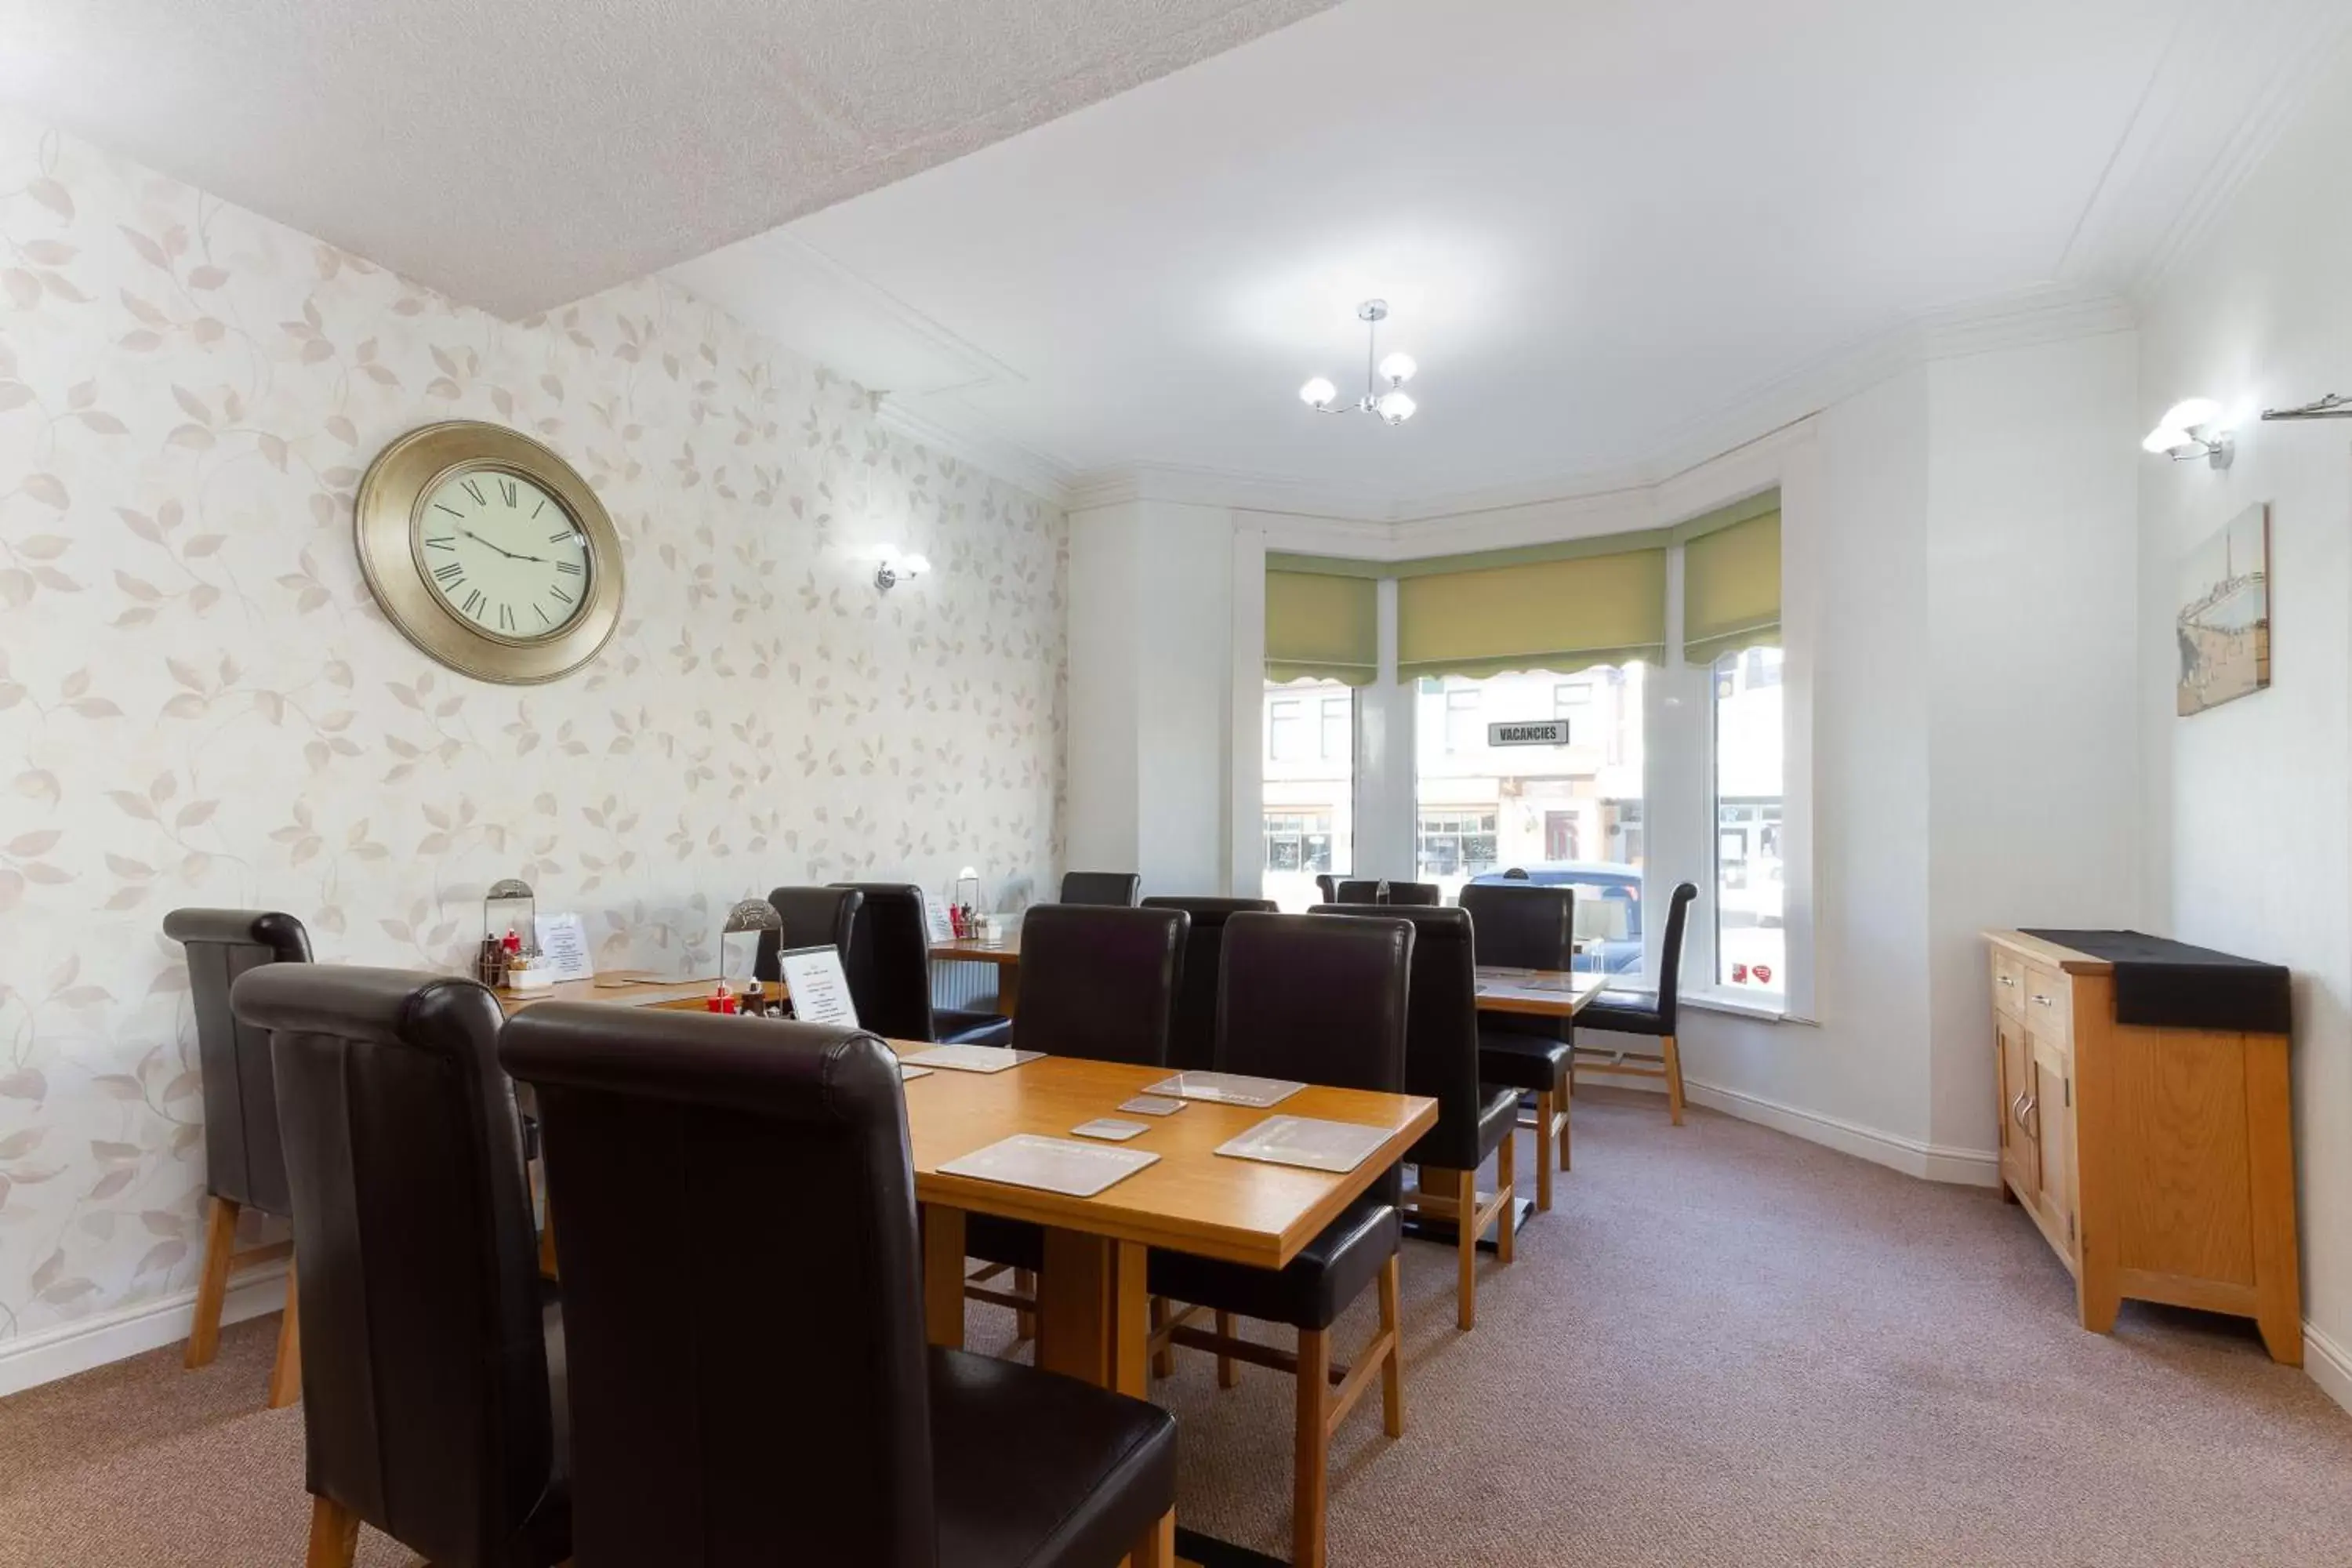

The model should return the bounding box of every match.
[1379,352,1417,385]
[1376,390,1417,424]
[1299,376,1338,408]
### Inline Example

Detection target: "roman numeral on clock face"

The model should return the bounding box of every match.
[433,562,464,585]
[556,560,583,575]
[461,479,486,506]
[463,588,485,619]
[498,477,517,507]
[498,603,516,632]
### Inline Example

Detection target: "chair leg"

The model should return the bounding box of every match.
[1377,1254,1403,1438]
[1294,1327,1332,1568]
[1662,1033,1686,1126]
[1014,1269,1036,1340]
[1214,1311,1239,1388]
[1455,1169,1477,1331]
[1532,1090,1555,1211]
[185,1196,239,1370]
[1149,1297,1174,1380]
[304,1495,361,1568]
[1133,1508,1177,1568]
[1560,1069,1573,1170]
[267,1265,302,1409]
[1495,1133,1516,1267]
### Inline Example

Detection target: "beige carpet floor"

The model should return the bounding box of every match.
[3,1089,2347,1566]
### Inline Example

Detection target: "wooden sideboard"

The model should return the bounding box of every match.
[1984,930,2299,1364]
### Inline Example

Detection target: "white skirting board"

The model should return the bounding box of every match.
[1673,1075,2002,1186]
[2305,1319,2352,1418]
[0,1258,290,1399]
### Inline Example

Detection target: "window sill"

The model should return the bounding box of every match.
[1681,988,1807,1024]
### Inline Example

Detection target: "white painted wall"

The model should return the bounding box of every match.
[1065,498,1236,893]
[2133,34,2352,1404]
[1677,368,1939,1157]
[1922,332,2145,1156]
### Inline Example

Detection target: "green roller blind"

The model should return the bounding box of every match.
[1265,569,1378,686]
[1682,509,1781,666]
[1396,546,1667,681]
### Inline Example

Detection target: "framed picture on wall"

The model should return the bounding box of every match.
[2176,503,2271,716]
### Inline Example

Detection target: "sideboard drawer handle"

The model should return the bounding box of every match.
[1998,975,2016,988]
[2031,993,2053,1007]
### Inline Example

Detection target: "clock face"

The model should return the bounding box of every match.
[416,467,592,640]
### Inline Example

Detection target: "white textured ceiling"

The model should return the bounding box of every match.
[0,0,1340,318]
[673,0,2346,508]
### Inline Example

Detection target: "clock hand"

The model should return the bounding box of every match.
[456,526,550,565]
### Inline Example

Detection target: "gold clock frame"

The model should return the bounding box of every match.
[354,421,624,685]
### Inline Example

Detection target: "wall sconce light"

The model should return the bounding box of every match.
[2142,398,2234,470]
[873,545,931,593]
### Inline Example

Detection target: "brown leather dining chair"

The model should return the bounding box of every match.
[161,907,311,1408]
[753,884,863,982]
[832,881,1012,1047]
[1139,895,1276,1071]
[1574,882,1701,1122]
[230,964,567,1568]
[1314,904,1518,1328]
[1457,881,1578,1203]
[1058,869,1143,906]
[499,1004,1179,1568]
[958,903,1188,1338]
[1148,911,1411,1568]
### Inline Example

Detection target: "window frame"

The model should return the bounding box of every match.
[1236,443,1813,1025]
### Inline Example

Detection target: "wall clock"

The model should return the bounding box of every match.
[354,421,625,684]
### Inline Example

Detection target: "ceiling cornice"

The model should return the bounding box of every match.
[874,396,1079,511]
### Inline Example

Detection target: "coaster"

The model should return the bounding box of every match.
[1071,1118,1149,1142]
[1117,1094,1186,1116]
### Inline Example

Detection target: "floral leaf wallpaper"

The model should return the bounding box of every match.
[0,114,1068,1345]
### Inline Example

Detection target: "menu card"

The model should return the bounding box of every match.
[1214,1115,1394,1174]
[900,1065,935,1082]
[938,1134,1160,1197]
[532,913,595,982]
[899,1045,1044,1075]
[924,891,956,943]
[777,945,858,1028]
[1142,1070,1305,1109]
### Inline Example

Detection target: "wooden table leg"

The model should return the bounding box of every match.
[1037,1227,1148,1396]
[923,1205,968,1350]
[997,964,1021,1019]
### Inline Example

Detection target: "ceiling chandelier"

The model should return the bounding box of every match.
[1300,299,1417,425]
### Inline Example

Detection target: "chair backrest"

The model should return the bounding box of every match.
[1140,895,1276,1070]
[1015,904,1187,1065]
[1654,882,1700,1028]
[1310,905,1481,1170]
[1502,866,1530,880]
[1313,873,1338,903]
[829,883,936,1041]
[1382,880,1443,906]
[162,908,312,1217]
[230,964,557,1567]
[756,885,864,982]
[1331,879,1384,905]
[1456,883,1575,1042]
[1058,870,1143,906]
[1217,912,1413,1202]
[499,1007,933,1567]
